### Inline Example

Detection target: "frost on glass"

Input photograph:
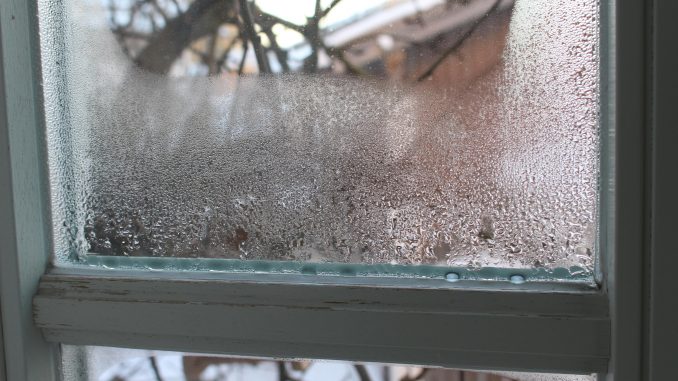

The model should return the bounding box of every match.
[40,0,599,270]
[62,345,597,381]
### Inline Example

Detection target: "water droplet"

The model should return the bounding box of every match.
[445,272,460,282]
[510,274,526,284]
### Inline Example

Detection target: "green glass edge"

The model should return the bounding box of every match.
[80,254,593,283]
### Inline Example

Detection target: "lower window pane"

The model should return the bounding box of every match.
[61,345,596,381]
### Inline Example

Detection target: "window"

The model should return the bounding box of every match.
[46,0,600,275]
[61,345,597,381]
[0,1,675,381]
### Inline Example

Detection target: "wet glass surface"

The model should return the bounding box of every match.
[40,0,599,271]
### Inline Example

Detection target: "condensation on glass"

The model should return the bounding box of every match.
[39,0,599,271]
[61,345,597,381]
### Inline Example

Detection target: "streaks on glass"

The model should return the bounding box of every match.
[40,0,599,270]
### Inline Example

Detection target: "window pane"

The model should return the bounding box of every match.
[41,0,599,272]
[61,345,597,381]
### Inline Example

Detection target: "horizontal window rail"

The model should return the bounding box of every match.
[34,267,610,374]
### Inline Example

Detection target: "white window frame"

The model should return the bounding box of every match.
[1,0,675,380]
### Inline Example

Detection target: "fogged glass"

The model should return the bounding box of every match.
[41,0,599,270]
[62,345,596,381]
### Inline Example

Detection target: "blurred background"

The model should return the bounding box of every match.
[62,346,595,381]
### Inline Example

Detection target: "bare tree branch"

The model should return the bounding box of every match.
[354,364,372,381]
[262,26,290,72]
[189,45,209,60]
[301,0,324,72]
[113,28,152,40]
[321,0,343,18]
[108,0,143,30]
[399,368,428,381]
[206,30,220,74]
[382,365,390,381]
[134,0,238,74]
[323,42,366,75]
[111,0,347,74]
[314,0,322,19]
[169,0,183,14]
[149,0,170,21]
[238,0,271,73]
[277,362,303,381]
[252,4,306,34]
[143,7,160,32]
[149,356,164,381]
[216,34,241,73]
[238,38,250,75]
[416,0,501,81]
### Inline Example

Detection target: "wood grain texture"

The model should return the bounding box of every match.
[34,269,610,374]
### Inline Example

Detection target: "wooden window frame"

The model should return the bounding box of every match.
[1,0,675,380]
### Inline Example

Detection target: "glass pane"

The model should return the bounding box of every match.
[40,0,599,273]
[62,345,597,381]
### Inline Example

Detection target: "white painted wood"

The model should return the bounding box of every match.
[648,1,678,379]
[34,268,610,374]
[0,0,61,380]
